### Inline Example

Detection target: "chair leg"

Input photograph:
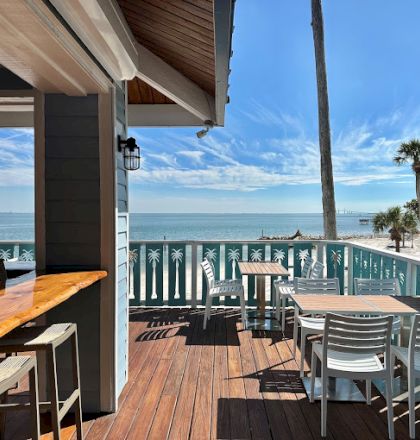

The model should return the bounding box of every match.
[292,309,299,357]
[0,392,7,440]
[321,372,328,438]
[47,347,61,440]
[366,379,371,405]
[300,329,307,378]
[239,291,247,328]
[29,363,40,440]
[281,295,287,332]
[385,373,395,440]
[71,331,83,440]
[203,294,212,330]
[310,349,317,403]
[408,370,415,439]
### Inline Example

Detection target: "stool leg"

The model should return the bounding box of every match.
[71,331,83,440]
[29,364,40,440]
[0,391,7,440]
[47,348,60,440]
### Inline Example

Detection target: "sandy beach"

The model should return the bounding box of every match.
[350,235,420,257]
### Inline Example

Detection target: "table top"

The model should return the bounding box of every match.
[293,294,418,316]
[238,261,289,276]
[0,270,107,337]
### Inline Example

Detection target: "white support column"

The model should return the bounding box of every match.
[191,243,197,308]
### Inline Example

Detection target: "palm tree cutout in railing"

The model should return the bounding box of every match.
[171,248,183,300]
[19,249,34,261]
[204,248,217,264]
[273,249,286,264]
[355,255,359,265]
[331,250,342,278]
[0,249,11,261]
[398,272,405,286]
[250,248,263,262]
[227,248,240,280]
[384,268,391,279]
[148,248,160,300]
[128,249,138,300]
[372,261,378,275]
[363,259,368,270]
[298,249,309,270]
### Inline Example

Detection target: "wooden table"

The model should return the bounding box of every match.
[238,261,289,331]
[0,271,107,337]
[293,294,418,402]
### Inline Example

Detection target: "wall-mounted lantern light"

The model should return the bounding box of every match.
[118,136,140,171]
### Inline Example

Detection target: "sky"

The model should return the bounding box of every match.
[2,1,420,213]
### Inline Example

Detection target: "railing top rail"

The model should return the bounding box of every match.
[129,239,346,245]
[347,240,420,264]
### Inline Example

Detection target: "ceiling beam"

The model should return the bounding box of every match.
[49,0,138,81]
[0,0,111,95]
[128,104,202,127]
[136,43,215,124]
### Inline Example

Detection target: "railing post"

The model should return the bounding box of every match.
[347,244,353,295]
[317,242,325,276]
[191,243,197,308]
[407,261,416,296]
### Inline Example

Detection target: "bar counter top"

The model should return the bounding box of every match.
[0,270,107,337]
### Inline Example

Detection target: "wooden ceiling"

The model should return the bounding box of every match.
[117,0,215,104]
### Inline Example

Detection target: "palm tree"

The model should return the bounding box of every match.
[171,248,183,299]
[19,249,34,261]
[311,0,337,239]
[394,139,420,218]
[227,248,240,280]
[403,210,418,248]
[330,250,342,278]
[372,207,405,252]
[0,249,11,260]
[204,248,217,264]
[250,248,263,262]
[273,249,286,264]
[148,248,160,299]
[298,249,309,269]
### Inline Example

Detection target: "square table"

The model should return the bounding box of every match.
[238,261,289,331]
[293,294,418,402]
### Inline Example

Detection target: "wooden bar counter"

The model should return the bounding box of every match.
[0,271,107,337]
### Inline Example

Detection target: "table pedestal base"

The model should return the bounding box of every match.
[246,310,281,331]
[373,377,420,403]
[301,377,366,402]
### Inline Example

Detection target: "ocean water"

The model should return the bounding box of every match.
[0,212,374,241]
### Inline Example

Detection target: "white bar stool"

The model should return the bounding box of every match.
[0,323,82,440]
[0,355,40,439]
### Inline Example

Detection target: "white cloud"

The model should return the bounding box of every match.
[177,150,205,164]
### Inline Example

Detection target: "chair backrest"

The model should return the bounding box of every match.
[309,261,324,279]
[408,314,420,366]
[294,277,340,295]
[301,256,314,278]
[354,278,400,296]
[323,313,393,366]
[201,258,215,290]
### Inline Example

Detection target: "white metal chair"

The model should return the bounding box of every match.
[274,256,315,331]
[354,278,401,343]
[201,260,246,330]
[0,355,40,439]
[310,313,394,439]
[309,261,324,279]
[203,258,242,288]
[391,314,420,439]
[292,278,340,377]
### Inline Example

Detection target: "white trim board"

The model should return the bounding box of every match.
[128,104,203,127]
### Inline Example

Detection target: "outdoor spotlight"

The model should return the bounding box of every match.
[118,136,140,171]
[196,120,214,139]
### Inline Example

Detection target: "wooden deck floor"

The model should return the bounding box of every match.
[4,307,420,439]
